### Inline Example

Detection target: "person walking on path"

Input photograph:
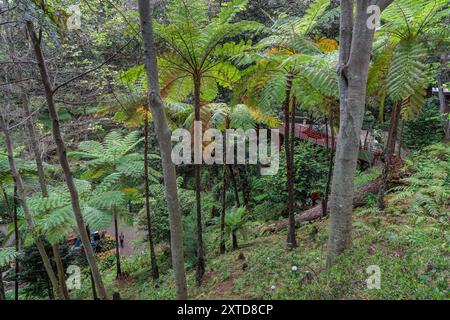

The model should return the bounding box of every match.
[119,233,125,249]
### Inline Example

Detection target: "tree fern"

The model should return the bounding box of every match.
[381,0,450,39]
[0,247,18,267]
[388,143,450,217]
[387,41,428,102]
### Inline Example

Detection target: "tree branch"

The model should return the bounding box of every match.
[51,34,138,95]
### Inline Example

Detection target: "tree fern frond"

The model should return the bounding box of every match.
[83,207,113,230]
[388,41,428,102]
[0,247,18,267]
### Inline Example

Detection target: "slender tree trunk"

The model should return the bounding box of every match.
[144,107,159,280]
[1,0,64,299]
[193,74,205,285]
[21,93,47,196]
[322,112,335,216]
[0,185,12,301]
[21,90,70,300]
[47,280,53,300]
[397,119,404,156]
[51,244,69,299]
[290,97,296,217]
[89,271,98,300]
[0,113,63,300]
[284,76,297,249]
[228,165,240,207]
[327,0,394,268]
[220,133,227,254]
[13,184,19,301]
[377,102,401,209]
[239,165,250,209]
[379,89,386,123]
[437,53,449,140]
[363,129,369,148]
[138,0,187,299]
[232,231,238,250]
[0,266,5,300]
[113,208,122,279]
[26,21,108,300]
[290,97,296,178]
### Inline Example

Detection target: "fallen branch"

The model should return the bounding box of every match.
[260,178,382,233]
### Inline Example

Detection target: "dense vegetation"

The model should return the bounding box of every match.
[0,0,448,301]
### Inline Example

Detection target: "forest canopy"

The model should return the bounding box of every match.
[0,0,448,303]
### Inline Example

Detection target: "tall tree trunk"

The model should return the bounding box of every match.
[21,90,70,300]
[113,208,122,279]
[377,102,401,209]
[228,165,240,207]
[239,165,250,209]
[290,97,296,218]
[437,53,449,140]
[284,76,297,249]
[47,280,53,300]
[144,108,159,280]
[322,112,335,216]
[89,271,98,300]
[138,0,187,299]
[232,231,238,250]
[397,119,404,156]
[13,184,19,301]
[0,266,5,300]
[0,184,14,300]
[26,21,108,300]
[51,243,69,299]
[0,113,63,300]
[327,0,394,268]
[193,74,205,286]
[220,133,227,254]
[290,97,296,181]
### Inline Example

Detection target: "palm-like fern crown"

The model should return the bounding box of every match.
[121,0,263,104]
[0,247,18,267]
[69,130,145,181]
[208,103,263,130]
[238,0,338,117]
[371,0,450,120]
[381,0,450,41]
[23,177,136,245]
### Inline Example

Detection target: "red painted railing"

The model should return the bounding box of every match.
[280,123,382,156]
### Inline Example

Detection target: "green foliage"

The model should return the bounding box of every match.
[15,242,77,299]
[387,40,428,119]
[242,2,338,119]
[225,206,247,233]
[29,0,70,36]
[0,247,18,267]
[355,167,382,187]
[375,0,450,122]
[252,202,286,222]
[122,0,262,105]
[403,98,445,149]
[69,130,146,181]
[389,143,450,217]
[287,0,330,36]
[381,0,450,40]
[252,141,328,217]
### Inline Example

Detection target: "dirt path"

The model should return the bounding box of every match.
[107,219,145,257]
